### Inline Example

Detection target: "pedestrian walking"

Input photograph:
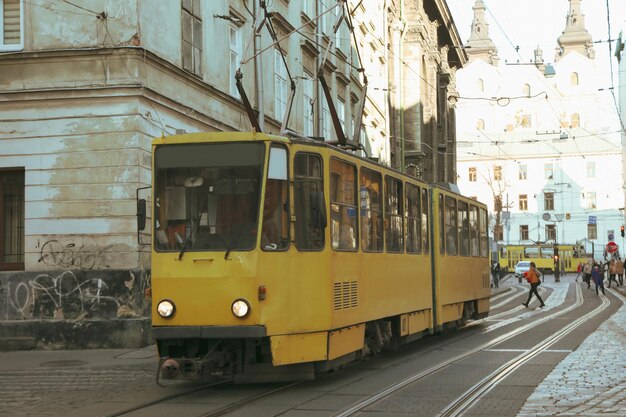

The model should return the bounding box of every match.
[616,257,624,286]
[576,262,583,282]
[607,258,618,289]
[592,263,605,295]
[491,261,500,288]
[522,261,545,308]
[582,258,593,289]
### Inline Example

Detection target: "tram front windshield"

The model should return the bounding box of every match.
[153,142,265,253]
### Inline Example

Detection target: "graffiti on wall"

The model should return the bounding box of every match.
[37,240,114,270]
[1,269,151,320]
[0,239,151,321]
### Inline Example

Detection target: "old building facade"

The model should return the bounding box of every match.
[455,0,624,259]
[0,0,464,348]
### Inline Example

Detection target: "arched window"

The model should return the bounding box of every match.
[476,119,485,130]
[522,84,531,97]
[571,113,580,128]
[570,72,579,86]
[477,78,484,92]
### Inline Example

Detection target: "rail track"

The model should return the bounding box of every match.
[333,283,614,416]
[106,282,617,417]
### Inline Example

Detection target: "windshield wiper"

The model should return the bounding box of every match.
[178,212,203,260]
[224,231,236,260]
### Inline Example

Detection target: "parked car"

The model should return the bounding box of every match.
[515,261,531,279]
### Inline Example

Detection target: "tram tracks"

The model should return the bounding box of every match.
[333,283,604,416]
[439,292,611,417]
[108,284,597,417]
[103,379,305,417]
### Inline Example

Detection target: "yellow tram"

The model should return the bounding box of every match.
[499,243,588,274]
[142,131,491,382]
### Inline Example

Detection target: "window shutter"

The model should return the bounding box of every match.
[4,0,20,45]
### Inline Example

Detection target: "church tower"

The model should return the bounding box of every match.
[465,0,500,66]
[555,0,595,61]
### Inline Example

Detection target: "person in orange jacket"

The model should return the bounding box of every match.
[522,261,545,308]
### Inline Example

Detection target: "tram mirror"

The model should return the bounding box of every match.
[184,176,204,188]
[268,147,287,180]
[311,191,327,229]
[137,199,147,231]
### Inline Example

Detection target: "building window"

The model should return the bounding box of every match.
[586,161,595,178]
[229,24,242,98]
[274,49,288,122]
[522,84,531,97]
[302,0,314,18]
[583,192,597,209]
[544,163,553,179]
[322,97,331,140]
[0,169,24,270]
[571,113,580,128]
[546,224,556,241]
[520,225,529,240]
[338,99,345,133]
[588,223,597,240]
[335,12,344,51]
[519,194,528,211]
[302,74,314,136]
[468,167,477,182]
[182,0,203,75]
[519,164,527,180]
[476,119,485,130]
[0,0,23,51]
[494,166,502,181]
[570,72,579,86]
[544,192,554,211]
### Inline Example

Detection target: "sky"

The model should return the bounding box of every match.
[448,0,626,92]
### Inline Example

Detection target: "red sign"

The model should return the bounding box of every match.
[606,241,618,254]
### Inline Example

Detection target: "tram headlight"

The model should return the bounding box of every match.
[157,299,176,319]
[231,299,251,318]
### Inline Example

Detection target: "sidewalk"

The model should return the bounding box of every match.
[517,274,626,416]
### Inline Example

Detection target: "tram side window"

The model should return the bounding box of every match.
[479,207,488,257]
[524,247,539,258]
[439,194,445,255]
[422,188,429,253]
[360,168,383,252]
[470,205,479,257]
[385,176,403,252]
[330,159,358,251]
[405,183,421,254]
[294,153,325,250]
[445,196,458,256]
[262,146,289,251]
[540,246,554,259]
[458,200,469,256]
